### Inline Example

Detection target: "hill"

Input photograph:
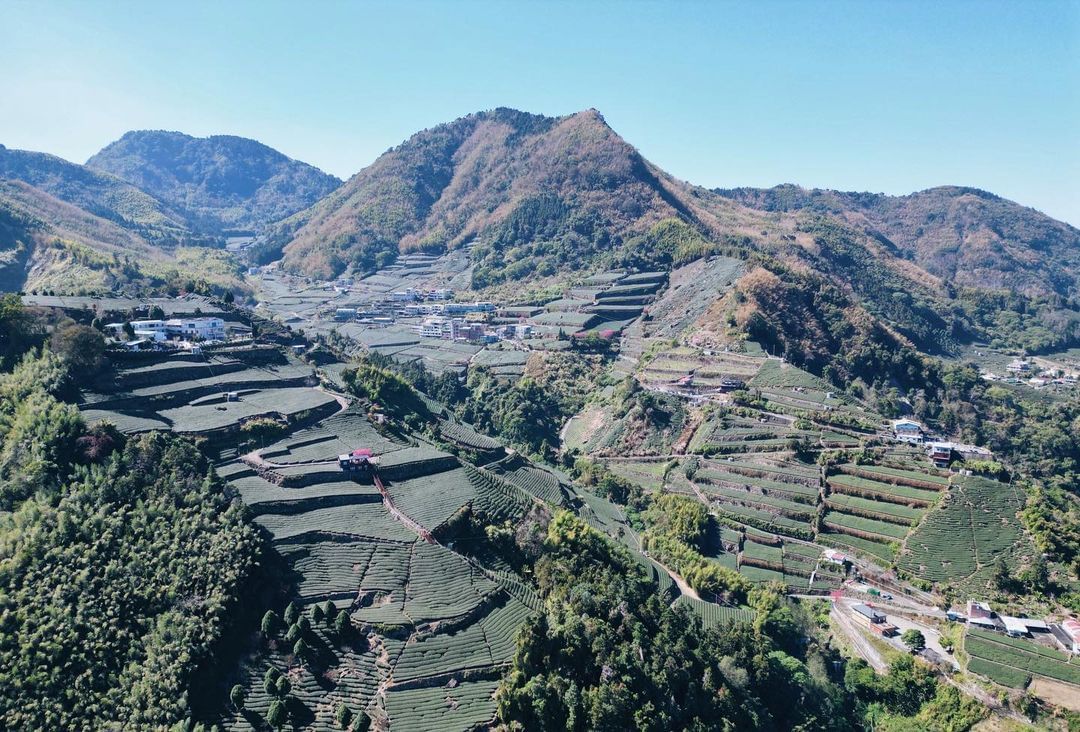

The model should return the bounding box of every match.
[87,131,341,234]
[263,108,765,281]
[0,144,191,243]
[0,179,245,295]
[717,184,1080,300]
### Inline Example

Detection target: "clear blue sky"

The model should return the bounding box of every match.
[3,0,1078,224]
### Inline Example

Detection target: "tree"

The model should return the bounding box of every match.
[335,703,352,729]
[149,304,166,320]
[312,604,325,623]
[323,600,337,623]
[266,699,287,730]
[261,610,280,636]
[50,322,105,376]
[263,667,281,695]
[229,684,245,711]
[297,616,311,634]
[275,675,291,697]
[223,291,235,304]
[334,610,351,638]
[293,638,310,662]
[992,557,1012,591]
[284,601,299,625]
[1020,555,1049,594]
[901,628,926,651]
[285,623,301,643]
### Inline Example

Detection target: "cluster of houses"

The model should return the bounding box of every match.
[889,419,993,468]
[982,358,1079,389]
[105,317,229,350]
[949,600,1080,654]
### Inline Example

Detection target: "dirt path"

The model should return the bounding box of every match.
[372,472,436,544]
[652,557,701,601]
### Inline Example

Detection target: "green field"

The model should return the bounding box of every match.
[897,476,1029,586]
[965,629,1080,687]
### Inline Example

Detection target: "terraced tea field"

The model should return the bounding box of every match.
[965,628,1080,688]
[80,348,338,436]
[897,475,1032,590]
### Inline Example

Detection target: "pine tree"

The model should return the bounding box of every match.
[261,609,280,636]
[229,684,245,710]
[335,703,352,729]
[266,699,287,730]
[284,601,299,626]
[275,675,291,697]
[312,604,325,623]
[285,623,301,643]
[294,637,310,662]
[334,610,351,638]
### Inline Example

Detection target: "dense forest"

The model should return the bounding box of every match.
[0,300,263,729]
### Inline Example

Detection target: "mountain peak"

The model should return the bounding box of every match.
[86,131,341,233]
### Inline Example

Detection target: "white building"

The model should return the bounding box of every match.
[891,418,924,444]
[164,317,225,342]
[419,317,454,339]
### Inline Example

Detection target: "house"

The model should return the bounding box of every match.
[1058,619,1080,654]
[338,448,378,472]
[928,443,953,468]
[1007,359,1032,374]
[891,419,924,444]
[419,317,449,339]
[1001,616,1032,637]
[851,604,886,625]
[334,308,357,322]
[164,317,225,341]
[822,549,848,565]
[967,600,994,620]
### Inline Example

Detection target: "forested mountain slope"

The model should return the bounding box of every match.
[717,184,1080,299]
[0,144,190,243]
[87,131,341,234]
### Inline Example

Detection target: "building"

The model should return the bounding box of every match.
[164,317,225,341]
[928,441,992,468]
[852,604,886,624]
[928,443,953,469]
[891,419,924,444]
[1007,359,1033,374]
[335,308,357,322]
[967,600,993,620]
[338,448,378,472]
[1002,616,1032,637]
[1059,619,1080,654]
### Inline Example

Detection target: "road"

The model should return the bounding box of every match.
[831,602,888,672]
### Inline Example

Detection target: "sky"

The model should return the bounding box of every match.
[2,0,1078,225]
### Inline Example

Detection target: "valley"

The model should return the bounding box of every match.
[2,105,1080,731]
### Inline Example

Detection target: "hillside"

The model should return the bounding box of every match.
[87,131,341,234]
[717,184,1080,300]
[0,144,191,243]
[265,108,765,281]
[0,179,245,295]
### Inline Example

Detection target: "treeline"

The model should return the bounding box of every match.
[339,348,602,458]
[0,302,263,729]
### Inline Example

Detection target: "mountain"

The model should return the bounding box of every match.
[0,144,191,243]
[716,184,1080,300]
[266,108,762,281]
[86,131,341,235]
